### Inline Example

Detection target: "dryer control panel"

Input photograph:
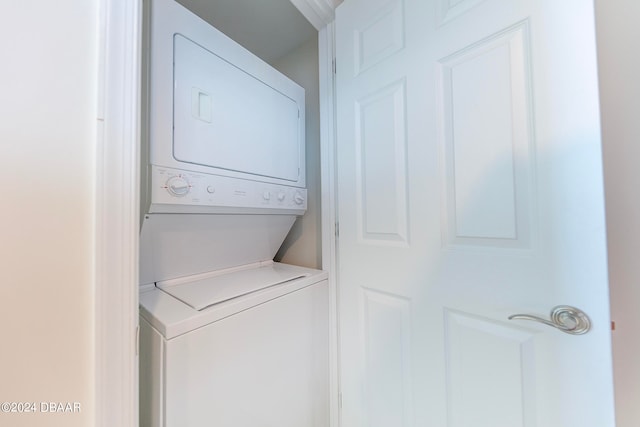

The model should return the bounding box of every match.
[149,166,307,214]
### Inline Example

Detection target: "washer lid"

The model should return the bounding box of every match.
[139,214,298,286]
[156,262,309,311]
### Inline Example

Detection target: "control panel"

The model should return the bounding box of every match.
[149,166,307,214]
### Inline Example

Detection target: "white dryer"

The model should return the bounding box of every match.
[139,1,328,426]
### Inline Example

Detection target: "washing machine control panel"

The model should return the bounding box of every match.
[150,166,307,214]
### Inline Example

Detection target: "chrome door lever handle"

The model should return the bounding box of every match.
[508,305,591,335]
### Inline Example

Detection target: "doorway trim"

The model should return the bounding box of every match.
[318,21,340,427]
[95,0,142,426]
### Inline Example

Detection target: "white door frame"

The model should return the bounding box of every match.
[95,0,142,425]
[94,1,340,426]
[318,21,340,427]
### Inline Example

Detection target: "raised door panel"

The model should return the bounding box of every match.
[439,23,534,249]
[360,288,413,427]
[444,310,537,427]
[354,0,405,75]
[356,80,409,245]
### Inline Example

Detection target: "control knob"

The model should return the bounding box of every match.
[166,176,190,197]
[294,191,305,205]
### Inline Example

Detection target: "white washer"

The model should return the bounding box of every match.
[139,262,329,427]
[139,1,328,426]
[139,214,330,427]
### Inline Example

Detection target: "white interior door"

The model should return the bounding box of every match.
[335,0,615,426]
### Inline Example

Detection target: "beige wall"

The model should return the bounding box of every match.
[596,1,640,425]
[273,36,323,270]
[0,1,97,426]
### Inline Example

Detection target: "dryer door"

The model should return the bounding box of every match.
[173,34,302,183]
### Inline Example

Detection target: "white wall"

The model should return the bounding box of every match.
[595,1,640,425]
[0,2,97,426]
[274,36,323,269]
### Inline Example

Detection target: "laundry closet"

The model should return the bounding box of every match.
[138,0,328,425]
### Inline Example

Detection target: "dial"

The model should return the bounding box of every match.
[294,191,305,205]
[166,176,190,197]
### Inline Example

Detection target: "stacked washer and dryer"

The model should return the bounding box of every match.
[138,0,329,426]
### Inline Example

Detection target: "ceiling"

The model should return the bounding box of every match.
[176,0,318,64]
